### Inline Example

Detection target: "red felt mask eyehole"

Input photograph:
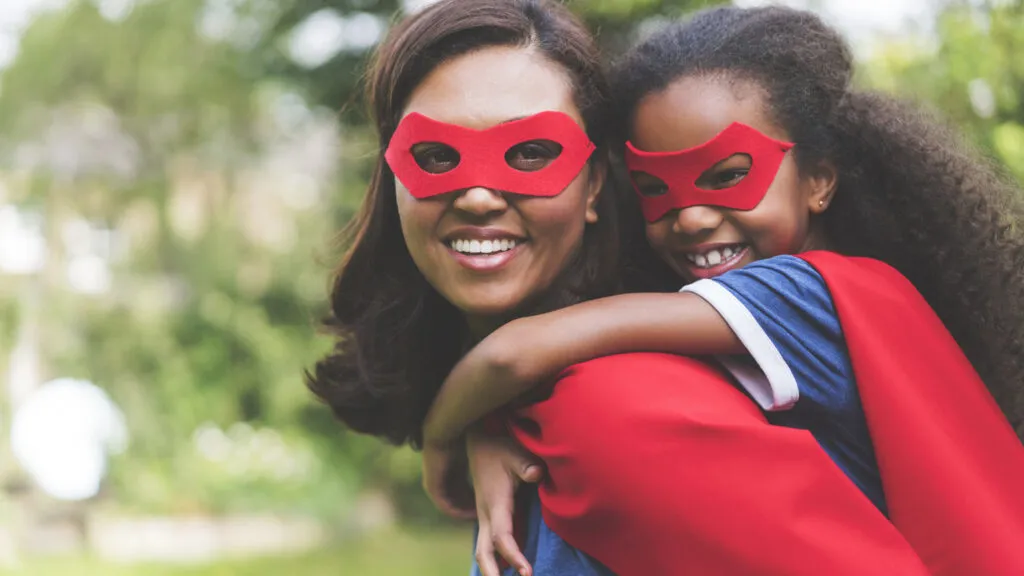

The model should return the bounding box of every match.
[411,143,461,174]
[629,171,669,198]
[505,140,564,173]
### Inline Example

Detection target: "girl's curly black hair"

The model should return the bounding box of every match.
[612,5,1024,435]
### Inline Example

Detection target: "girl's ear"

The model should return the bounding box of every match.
[805,159,838,214]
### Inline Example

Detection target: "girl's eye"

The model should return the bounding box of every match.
[696,154,752,190]
[505,140,563,172]
[411,143,461,174]
[630,171,669,197]
[712,168,750,188]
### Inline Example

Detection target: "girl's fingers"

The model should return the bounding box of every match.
[475,524,503,576]
[422,443,477,519]
[436,497,478,520]
[484,472,531,575]
[492,524,531,576]
[514,463,543,484]
[494,439,543,485]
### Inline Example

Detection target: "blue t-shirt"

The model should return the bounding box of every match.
[469,255,885,576]
[683,255,886,513]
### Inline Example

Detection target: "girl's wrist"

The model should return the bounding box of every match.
[422,415,457,449]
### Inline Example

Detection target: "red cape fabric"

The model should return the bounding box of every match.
[511,353,929,575]
[509,251,1024,575]
[800,250,1024,575]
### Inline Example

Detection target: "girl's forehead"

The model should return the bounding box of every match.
[630,75,787,152]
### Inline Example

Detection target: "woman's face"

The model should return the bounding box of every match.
[394,46,603,334]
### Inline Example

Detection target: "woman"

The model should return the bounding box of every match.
[306,1,929,574]
[422,6,1024,576]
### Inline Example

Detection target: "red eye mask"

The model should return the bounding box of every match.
[385,111,596,199]
[624,123,794,222]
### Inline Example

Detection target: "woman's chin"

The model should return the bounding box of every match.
[454,298,520,319]
[447,292,527,333]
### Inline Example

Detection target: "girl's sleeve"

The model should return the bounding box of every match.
[509,353,929,576]
[681,254,854,413]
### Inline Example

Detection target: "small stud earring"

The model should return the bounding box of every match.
[818,200,825,208]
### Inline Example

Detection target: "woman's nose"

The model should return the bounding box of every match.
[452,186,508,217]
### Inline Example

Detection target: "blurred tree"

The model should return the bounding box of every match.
[255,0,725,123]
[0,0,358,516]
[861,0,1024,182]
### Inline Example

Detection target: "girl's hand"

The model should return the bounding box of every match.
[469,430,544,576]
[421,440,477,520]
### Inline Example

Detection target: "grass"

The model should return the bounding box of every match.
[1,527,473,576]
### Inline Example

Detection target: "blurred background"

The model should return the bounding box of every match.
[0,0,1019,574]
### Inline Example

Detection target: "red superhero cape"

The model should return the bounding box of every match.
[511,353,931,575]
[800,250,1024,575]
[510,251,1024,575]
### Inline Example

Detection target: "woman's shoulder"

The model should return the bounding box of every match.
[546,353,764,420]
[560,352,723,381]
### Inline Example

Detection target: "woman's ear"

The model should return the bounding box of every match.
[806,159,838,214]
[585,159,607,224]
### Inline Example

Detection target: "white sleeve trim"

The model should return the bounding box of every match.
[681,279,800,411]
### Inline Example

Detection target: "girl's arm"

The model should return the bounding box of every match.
[423,292,742,446]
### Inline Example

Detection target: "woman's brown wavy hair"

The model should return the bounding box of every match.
[307,0,641,447]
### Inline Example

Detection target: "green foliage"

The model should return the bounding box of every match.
[860,1,1024,182]
[0,528,472,576]
[253,0,725,122]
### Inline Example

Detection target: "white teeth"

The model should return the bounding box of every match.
[449,238,519,255]
[685,245,746,269]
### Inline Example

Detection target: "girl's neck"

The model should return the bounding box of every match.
[800,221,835,253]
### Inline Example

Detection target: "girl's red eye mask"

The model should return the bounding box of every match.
[625,123,794,222]
[385,111,596,199]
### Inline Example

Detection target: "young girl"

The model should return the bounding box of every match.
[422,5,1024,575]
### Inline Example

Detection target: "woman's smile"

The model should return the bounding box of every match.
[443,226,528,273]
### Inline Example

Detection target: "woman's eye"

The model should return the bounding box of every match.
[411,143,460,174]
[505,140,562,172]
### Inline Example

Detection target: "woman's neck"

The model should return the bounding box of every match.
[465,314,511,344]
[464,283,577,344]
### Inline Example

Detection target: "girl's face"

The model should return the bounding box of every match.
[628,75,835,282]
[394,46,603,335]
